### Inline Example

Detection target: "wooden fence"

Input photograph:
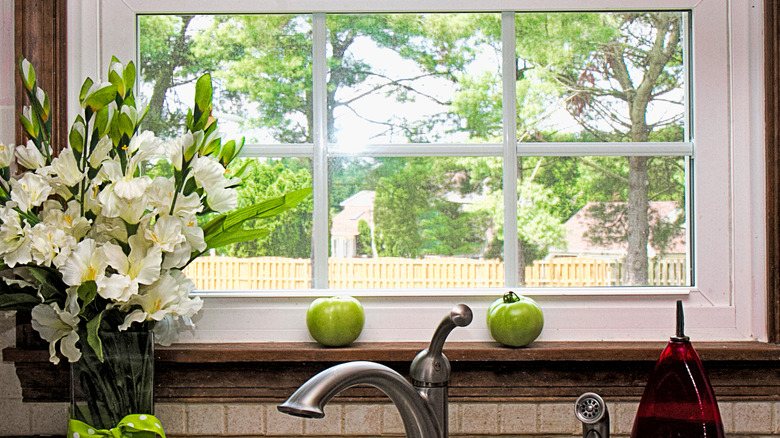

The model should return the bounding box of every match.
[183,256,686,290]
[522,257,687,287]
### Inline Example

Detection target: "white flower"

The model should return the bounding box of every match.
[51,148,84,187]
[0,142,14,167]
[88,136,113,168]
[100,235,162,301]
[174,192,203,216]
[0,206,31,267]
[15,140,45,170]
[126,131,162,169]
[119,270,202,331]
[31,291,81,364]
[161,241,192,269]
[97,159,151,224]
[40,200,91,241]
[28,222,77,268]
[147,176,173,214]
[164,133,193,171]
[88,216,127,244]
[192,155,228,189]
[59,238,108,288]
[95,274,133,302]
[181,214,207,253]
[205,187,238,213]
[115,177,151,201]
[144,215,186,253]
[10,172,52,212]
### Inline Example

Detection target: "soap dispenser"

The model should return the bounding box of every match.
[630,301,724,438]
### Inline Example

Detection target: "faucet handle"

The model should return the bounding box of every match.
[410,304,472,386]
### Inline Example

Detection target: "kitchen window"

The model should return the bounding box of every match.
[67,0,765,342]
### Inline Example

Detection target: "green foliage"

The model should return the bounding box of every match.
[356,220,373,257]
[419,200,488,256]
[216,158,313,258]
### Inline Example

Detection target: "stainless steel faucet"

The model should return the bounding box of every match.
[278,304,473,438]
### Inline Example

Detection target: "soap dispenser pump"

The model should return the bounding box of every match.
[630,301,724,438]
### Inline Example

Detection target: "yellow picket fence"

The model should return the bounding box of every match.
[183,256,686,290]
[523,257,687,287]
[183,256,504,290]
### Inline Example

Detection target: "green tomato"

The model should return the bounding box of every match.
[306,296,365,347]
[486,291,544,347]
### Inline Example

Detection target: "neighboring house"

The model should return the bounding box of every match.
[331,190,375,258]
[551,200,686,259]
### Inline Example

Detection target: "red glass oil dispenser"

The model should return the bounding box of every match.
[630,301,724,438]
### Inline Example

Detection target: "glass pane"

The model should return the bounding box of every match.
[181,157,313,290]
[329,156,503,288]
[515,155,689,288]
[326,13,502,145]
[515,12,687,143]
[138,14,312,143]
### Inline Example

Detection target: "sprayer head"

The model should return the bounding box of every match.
[575,392,607,424]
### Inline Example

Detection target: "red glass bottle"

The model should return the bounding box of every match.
[630,301,724,438]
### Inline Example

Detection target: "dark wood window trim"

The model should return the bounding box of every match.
[14,0,67,154]
[4,0,780,405]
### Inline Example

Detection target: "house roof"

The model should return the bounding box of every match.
[331,190,375,237]
[556,200,686,257]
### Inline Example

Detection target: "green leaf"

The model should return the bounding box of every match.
[0,293,40,311]
[86,312,105,362]
[94,105,114,138]
[218,140,235,164]
[202,138,221,157]
[19,112,39,138]
[117,112,135,138]
[194,73,213,113]
[68,127,84,152]
[77,281,98,308]
[192,111,211,133]
[84,84,118,111]
[19,58,35,91]
[229,159,253,180]
[108,69,125,98]
[79,78,94,103]
[203,188,312,245]
[123,61,136,92]
[24,266,66,301]
[206,228,270,250]
[200,214,227,237]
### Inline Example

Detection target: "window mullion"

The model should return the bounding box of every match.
[502,12,519,287]
[312,13,329,289]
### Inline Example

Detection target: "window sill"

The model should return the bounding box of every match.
[5,341,780,404]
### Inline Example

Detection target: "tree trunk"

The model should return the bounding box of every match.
[146,16,193,134]
[626,156,650,285]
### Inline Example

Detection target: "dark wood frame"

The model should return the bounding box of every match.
[4,0,780,404]
[13,0,68,155]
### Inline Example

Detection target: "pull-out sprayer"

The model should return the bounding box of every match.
[575,392,609,438]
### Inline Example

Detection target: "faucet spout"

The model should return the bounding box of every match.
[278,361,441,438]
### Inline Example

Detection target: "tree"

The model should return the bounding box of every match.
[516,12,684,284]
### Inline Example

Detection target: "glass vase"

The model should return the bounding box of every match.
[70,331,154,429]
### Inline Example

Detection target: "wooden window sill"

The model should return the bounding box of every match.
[4,341,780,403]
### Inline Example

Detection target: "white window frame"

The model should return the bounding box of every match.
[66,0,766,343]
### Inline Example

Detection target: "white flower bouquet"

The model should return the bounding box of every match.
[0,58,310,364]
